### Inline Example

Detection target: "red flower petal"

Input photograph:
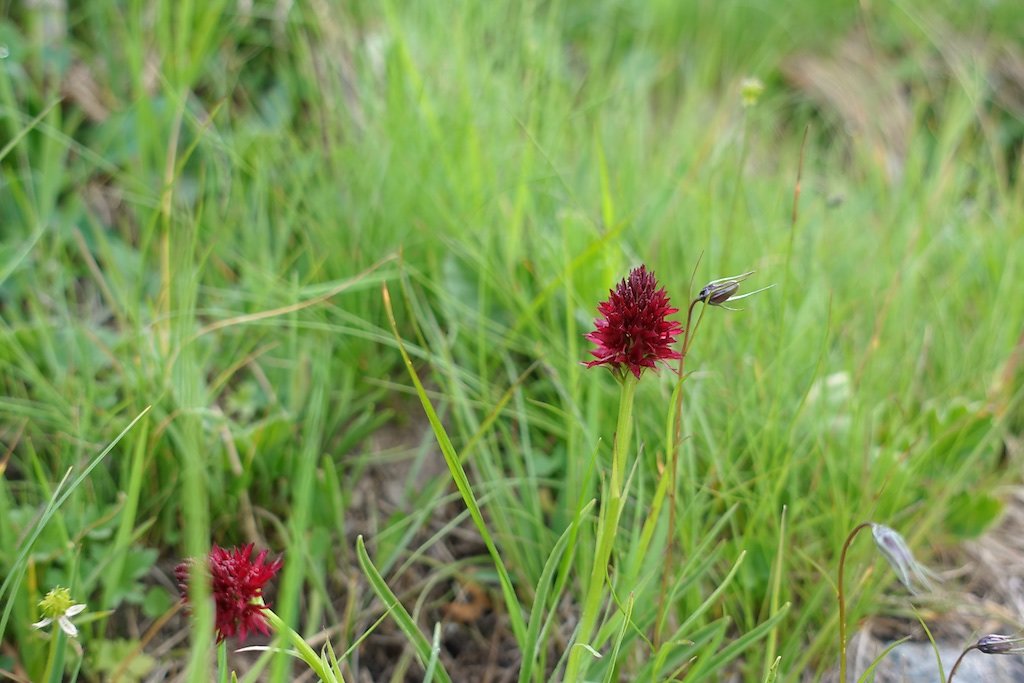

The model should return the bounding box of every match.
[176,544,283,643]
[583,265,682,378]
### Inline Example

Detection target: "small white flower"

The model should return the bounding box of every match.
[32,587,87,638]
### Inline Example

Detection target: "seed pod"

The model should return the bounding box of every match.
[977,634,1024,655]
[698,280,741,305]
[694,270,773,309]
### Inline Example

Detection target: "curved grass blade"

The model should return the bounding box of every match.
[382,284,528,646]
[685,602,792,680]
[647,549,746,678]
[601,592,635,683]
[857,636,912,683]
[423,623,443,683]
[0,406,151,640]
[356,535,454,683]
[519,499,595,683]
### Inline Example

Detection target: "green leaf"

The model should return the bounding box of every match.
[945,492,1003,539]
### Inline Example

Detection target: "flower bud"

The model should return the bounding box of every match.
[870,523,938,594]
[740,77,765,108]
[977,634,1024,655]
[695,271,772,309]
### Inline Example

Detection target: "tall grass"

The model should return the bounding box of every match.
[1,0,1023,680]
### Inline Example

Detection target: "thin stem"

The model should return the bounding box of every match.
[609,374,639,497]
[838,522,873,683]
[779,125,809,348]
[721,111,752,269]
[654,298,701,648]
[565,373,639,682]
[946,645,978,683]
[262,606,336,682]
[42,627,63,683]
[217,641,228,683]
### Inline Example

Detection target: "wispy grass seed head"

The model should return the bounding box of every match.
[839,521,941,682]
[948,634,1024,683]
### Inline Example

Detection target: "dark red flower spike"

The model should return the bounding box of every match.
[584,265,683,379]
[176,543,283,643]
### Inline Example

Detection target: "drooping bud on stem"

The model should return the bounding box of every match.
[695,271,772,310]
[977,634,1024,655]
[948,634,1024,682]
[870,523,939,595]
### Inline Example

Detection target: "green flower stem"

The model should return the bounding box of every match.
[42,627,66,683]
[609,373,638,497]
[262,605,337,682]
[565,372,639,682]
[217,640,229,683]
[838,522,872,683]
[654,298,702,648]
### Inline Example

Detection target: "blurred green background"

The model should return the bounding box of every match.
[1,0,1023,680]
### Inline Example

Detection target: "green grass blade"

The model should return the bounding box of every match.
[356,535,454,683]
[519,499,595,683]
[0,406,151,640]
[686,603,792,680]
[382,284,528,647]
[762,505,788,680]
[856,636,912,683]
[601,592,635,683]
[422,623,443,683]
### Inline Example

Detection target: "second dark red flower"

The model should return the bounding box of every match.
[176,543,283,643]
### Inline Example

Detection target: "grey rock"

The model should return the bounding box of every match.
[852,641,1024,682]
